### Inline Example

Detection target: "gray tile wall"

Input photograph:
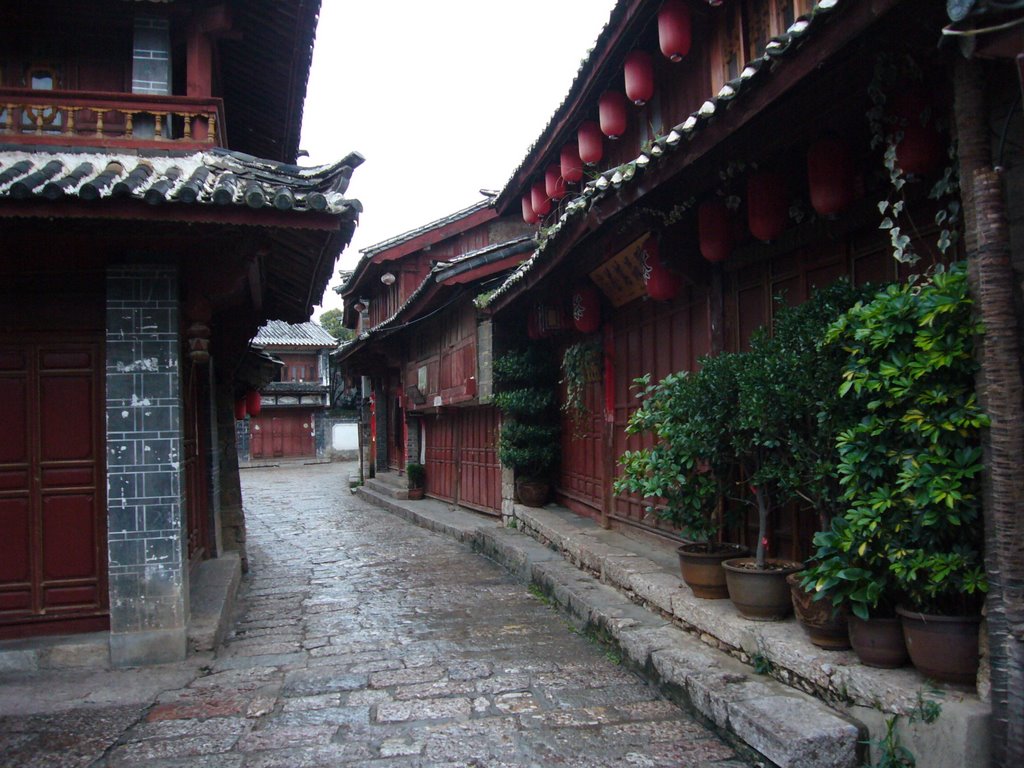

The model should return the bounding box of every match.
[105,265,187,663]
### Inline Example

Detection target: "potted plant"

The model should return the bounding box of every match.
[807,264,988,680]
[405,462,426,500]
[742,282,873,644]
[615,354,748,599]
[494,347,560,507]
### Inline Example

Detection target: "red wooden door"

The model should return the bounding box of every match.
[424,414,456,503]
[271,417,284,457]
[458,407,500,514]
[182,364,208,562]
[0,339,108,638]
[558,379,605,516]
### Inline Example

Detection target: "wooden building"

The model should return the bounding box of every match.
[482,0,1024,762]
[335,198,533,514]
[243,320,337,461]
[0,0,361,665]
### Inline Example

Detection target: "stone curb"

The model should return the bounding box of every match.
[355,485,863,768]
[187,551,243,654]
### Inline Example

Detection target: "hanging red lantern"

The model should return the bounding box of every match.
[527,307,542,340]
[642,237,682,302]
[246,390,262,417]
[747,171,788,243]
[561,142,583,183]
[571,285,601,334]
[896,123,944,177]
[598,91,628,140]
[578,121,604,165]
[234,397,247,420]
[698,200,734,263]
[658,0,692,62]
[889,90,944,178]
[522,192,539,225]
[545,164,567,201]
[624,50,655,106]
[531,180,551,217]
[806,135,856,217]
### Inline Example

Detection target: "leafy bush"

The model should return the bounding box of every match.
[406,462,425,489]
[494,346,560,480]
[804,263,988,617]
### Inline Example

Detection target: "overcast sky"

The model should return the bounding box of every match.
[300,0,619,315]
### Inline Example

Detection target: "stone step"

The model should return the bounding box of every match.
[0,632,110,672]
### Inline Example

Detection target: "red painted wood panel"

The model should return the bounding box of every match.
[424,415,456,503]
[610,289,710,537]
[0,338,107,637]
[458,407,500,514]
[557,377,604,514]
[250,410,316,459]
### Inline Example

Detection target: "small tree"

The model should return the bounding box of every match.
[319,308,354,342]
[615,351,742,545]
[805,263,989,616]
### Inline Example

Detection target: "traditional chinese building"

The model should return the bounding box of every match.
[335,197,533,513]
[241,320,337,461]
[0,0,361,665]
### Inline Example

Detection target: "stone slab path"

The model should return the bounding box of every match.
[0,463,752,767]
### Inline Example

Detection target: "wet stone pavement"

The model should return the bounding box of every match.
[0,463,753,767]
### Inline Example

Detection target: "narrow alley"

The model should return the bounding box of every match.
[0,463,751,768]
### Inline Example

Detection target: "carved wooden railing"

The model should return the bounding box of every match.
[0,88,226,150]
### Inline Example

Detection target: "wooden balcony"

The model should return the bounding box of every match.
[0,88,227,150]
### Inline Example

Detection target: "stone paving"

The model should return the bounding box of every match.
[0,463,753,767]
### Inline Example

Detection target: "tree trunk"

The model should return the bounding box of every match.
[954,56,1024,768]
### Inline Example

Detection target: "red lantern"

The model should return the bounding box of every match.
[522,193,539,225]
[599,91,628,140]
[571,285,601,334]
[531,180,551,217]
[624,50,655,106]
[747,171,788,243]
[896,123,943,177]
[658,0,692,62]
[889,90,944,178]
[234,397,247,420]
[246,390,262,417]
[698,200,734,263]
[545,164,567,201]
[527,307,542,340]
[807,135,856,217]
[561,142,583,183]
[578,121,604,165]
[642,237,682,302]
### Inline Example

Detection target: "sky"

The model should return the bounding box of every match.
[300,0,620,316]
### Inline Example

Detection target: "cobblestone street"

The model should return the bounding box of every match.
[0,463,751,767]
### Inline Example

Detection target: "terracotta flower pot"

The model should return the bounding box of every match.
[847,614,908,668]
[407,487,424,500]
[787,572,850,650]
[896,607,981,686]
[676,542,749,599]
[722,558,803,621]
[515,478,549,507]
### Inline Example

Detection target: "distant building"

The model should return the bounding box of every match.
[240,321,338,461]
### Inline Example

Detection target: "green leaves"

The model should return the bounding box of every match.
[809,262,988,615]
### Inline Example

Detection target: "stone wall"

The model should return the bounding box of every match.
[105,264,187,666]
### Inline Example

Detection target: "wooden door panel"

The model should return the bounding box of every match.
[457,408,499,514]
[424,416,456,502]
[39,375,94,461]
[42,493,97,579]
[0,339,107,636]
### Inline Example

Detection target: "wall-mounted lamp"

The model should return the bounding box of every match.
[380,272,396,286]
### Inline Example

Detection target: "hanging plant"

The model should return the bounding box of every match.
[561,337,602,434]
[868,53,961,265]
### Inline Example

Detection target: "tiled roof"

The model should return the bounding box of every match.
[485,0,843,308]
[253,320,338,347]
[337,196,496,298]
[0,147,362,215]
